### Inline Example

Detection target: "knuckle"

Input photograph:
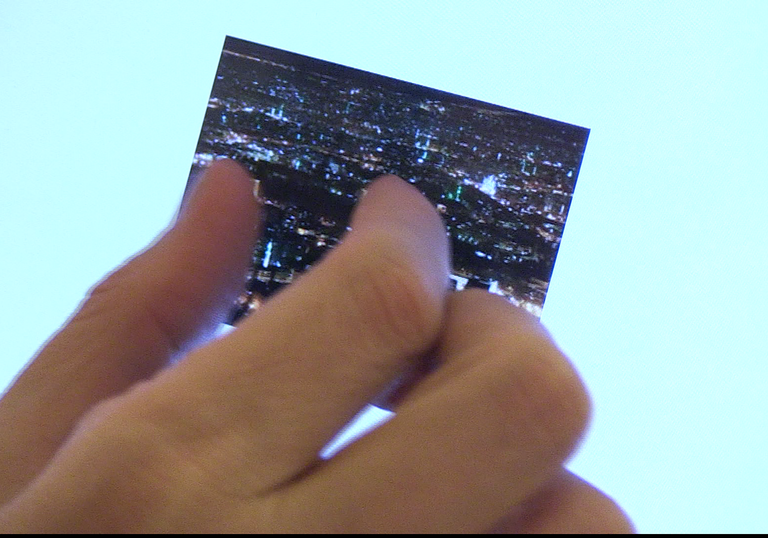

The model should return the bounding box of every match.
[69,394,170,491]
[70,394,231,531]
[445,290,590,461]
[491,327,591,462]
[79,261,158,330]
[78,256,188,357]
[79,264,134,314]
[337,230,440,356]
[75,390,166,468]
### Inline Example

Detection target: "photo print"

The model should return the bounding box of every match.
[186,36,589,323]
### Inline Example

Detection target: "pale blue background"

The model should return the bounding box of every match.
[1,1,766,532]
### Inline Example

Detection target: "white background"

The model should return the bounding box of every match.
[1,1,766,532]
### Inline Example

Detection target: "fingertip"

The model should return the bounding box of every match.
[179,159,260,227]
[135,158,263,350]
[494,471,636,534]
[206,158,255,187]
[352,174,444,236]
[350,174,451,296]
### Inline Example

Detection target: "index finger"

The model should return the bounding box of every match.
[122,174,451,494]
[0,160,261,503]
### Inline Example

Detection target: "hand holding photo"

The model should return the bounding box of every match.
[185,36,589,323]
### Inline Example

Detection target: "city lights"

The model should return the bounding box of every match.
[185,37,589,323]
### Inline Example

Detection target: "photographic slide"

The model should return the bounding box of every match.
[186,36,589,323]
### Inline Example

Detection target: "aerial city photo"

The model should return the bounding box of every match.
[187,36,589,323]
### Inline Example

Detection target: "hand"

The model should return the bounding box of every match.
[0,160,633,532]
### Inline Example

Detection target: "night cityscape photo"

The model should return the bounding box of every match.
[186,36,590,323]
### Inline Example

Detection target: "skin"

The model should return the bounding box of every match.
[0,160,633,533]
